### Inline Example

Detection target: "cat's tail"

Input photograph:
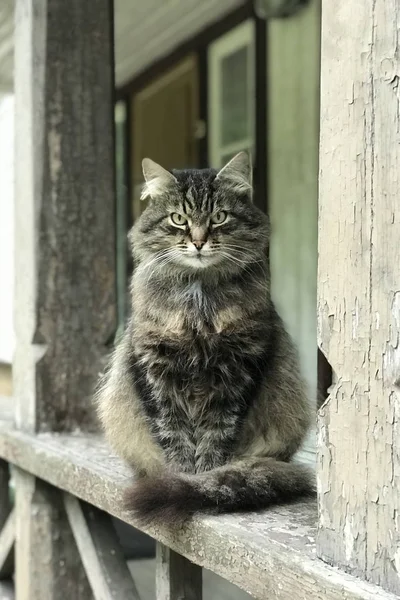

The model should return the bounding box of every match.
[123,457,315,526]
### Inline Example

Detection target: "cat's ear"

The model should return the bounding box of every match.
[141,158,177,200]
[215,151,253,196]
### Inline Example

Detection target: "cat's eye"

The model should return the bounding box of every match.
[170,213,187,227]
[211,211,227,225]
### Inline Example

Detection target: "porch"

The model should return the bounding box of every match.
[0,0,398,599]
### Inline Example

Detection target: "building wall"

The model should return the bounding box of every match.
[268,0,321,463]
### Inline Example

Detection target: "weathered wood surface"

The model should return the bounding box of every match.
[64,494,140,600]
[0,510,14,579]
[317,0,400,594]
[0,426,397,600]
[14,468,92,600]
[13,0,116,433]
[0,459,12,579]
[156,542,202,600]
[0,581,14,600]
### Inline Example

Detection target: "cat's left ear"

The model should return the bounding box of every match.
[141,158,178,200]
[215,151,253,198]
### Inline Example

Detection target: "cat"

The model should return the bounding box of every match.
[96,151,314,525]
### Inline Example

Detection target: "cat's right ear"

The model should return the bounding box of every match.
[141,158,177,201]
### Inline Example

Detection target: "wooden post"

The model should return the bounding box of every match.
[15,470,91,600]
[0,461,13,580]
[64,495,140,600]
[13,0,116,595]
[317,0,400,595]
[156,542,202,600]
[13,0,116,434]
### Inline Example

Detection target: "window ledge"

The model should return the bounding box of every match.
[0,415,396,600]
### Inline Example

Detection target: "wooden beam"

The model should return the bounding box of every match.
[0,427,398,600]
[156,542,202,600]
[14,469,91,600]
[0,510,14,579]
[64,494,141,600]
[13,0,116,433]
[317,0,400,595]
[13,0,115,593]
[0,581,14,600]
[0,460,12,579]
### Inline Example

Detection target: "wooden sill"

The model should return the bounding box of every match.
[0,414,396,600]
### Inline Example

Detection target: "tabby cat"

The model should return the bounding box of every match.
[96,152,314,525]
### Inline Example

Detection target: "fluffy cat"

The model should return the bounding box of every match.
[96,152,314,525]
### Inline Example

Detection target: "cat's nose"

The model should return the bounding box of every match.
[192,239,206,251]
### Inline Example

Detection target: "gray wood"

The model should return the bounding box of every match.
[0,460,12,579]
[14,468,91,600]
[0,581,14,600]
[129,559,253,600]
[317,0,400,595]
[0,510,14,579]
[13,0,116,433]
[0,460,11,530]
[64,493,140,600]
[156,542,202,600]
[0,428,397,600]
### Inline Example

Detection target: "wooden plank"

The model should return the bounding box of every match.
[0,427,397,600]
[0,459,12,579]
[0,581,14,600]
[13,0,116,433]
[317,0,400,595]
[64,494,141,600]
[0,510,14,579]
[156,542,202,600]
[14,468,91,600]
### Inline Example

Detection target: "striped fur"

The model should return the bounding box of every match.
[96,152,314,524]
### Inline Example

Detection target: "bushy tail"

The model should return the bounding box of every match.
[124,458,315,526]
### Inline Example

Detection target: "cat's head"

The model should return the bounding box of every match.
[131,152,269,278]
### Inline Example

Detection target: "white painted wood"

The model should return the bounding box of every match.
[317,0,400,594]
[267,0,320,465]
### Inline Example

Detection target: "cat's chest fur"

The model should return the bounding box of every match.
[132,282,268,422]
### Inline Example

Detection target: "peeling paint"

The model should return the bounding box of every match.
[344,517,355,563]
[352,298,360,339]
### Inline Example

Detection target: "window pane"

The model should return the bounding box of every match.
[221,47,249,145]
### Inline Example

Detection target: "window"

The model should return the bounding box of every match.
[208,20,256,168]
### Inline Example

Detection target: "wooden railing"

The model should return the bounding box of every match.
[0,410,397,600]
[1,0,399,599]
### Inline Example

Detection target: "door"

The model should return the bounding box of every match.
[131,55,199,222]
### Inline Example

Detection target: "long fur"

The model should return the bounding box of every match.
[124,458,315,526]
[96,152,314,525]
